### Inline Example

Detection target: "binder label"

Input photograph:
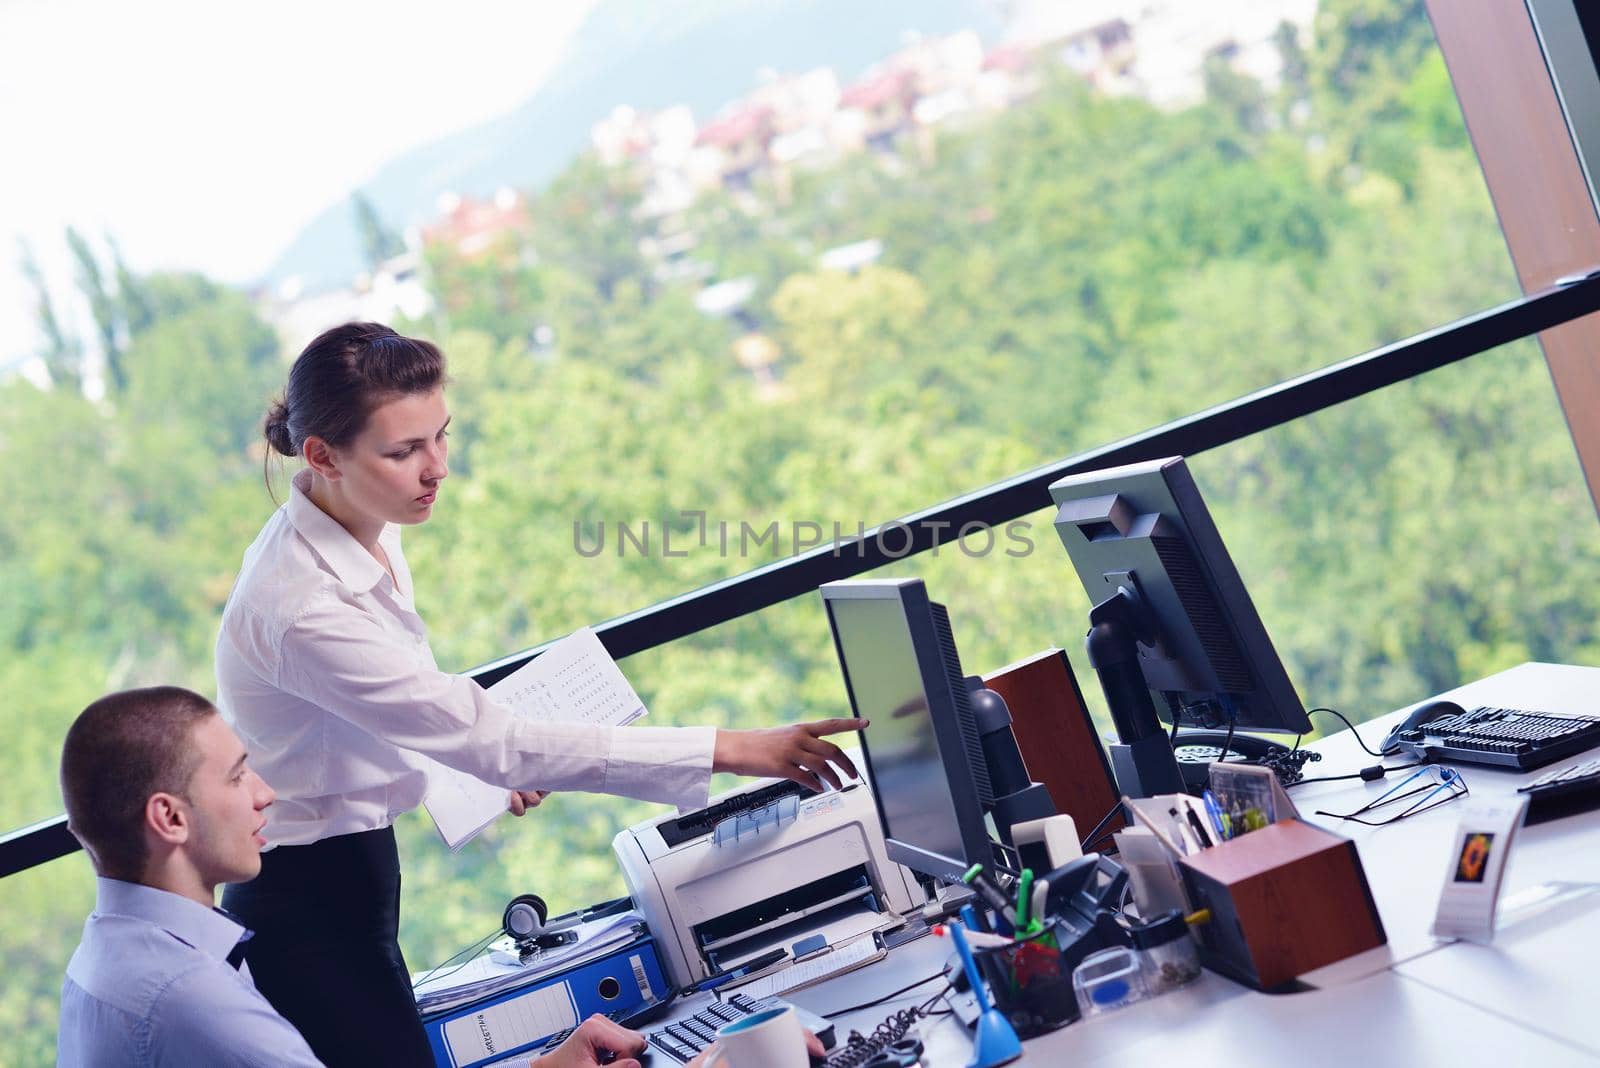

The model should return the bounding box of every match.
[629,953,654,1002]
[442,979,578,1063]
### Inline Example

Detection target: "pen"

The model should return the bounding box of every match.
[1184,804,1214,849]
[932,924,1012,949]
[1201,790,1229,841]
[693,947,787,993]
[1168,806,1199,854]
[962,864,1018,927]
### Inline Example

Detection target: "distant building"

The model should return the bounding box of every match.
[839,67,919,153]
[575,3,1321,290]
[1003,0,1315,108]
[421,188,530,262]
[693,103,777,192]
[261,249,433,358]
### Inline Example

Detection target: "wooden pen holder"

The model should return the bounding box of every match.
[1177,819,1386,990]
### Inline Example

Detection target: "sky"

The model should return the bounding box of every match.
[0,0,598,366]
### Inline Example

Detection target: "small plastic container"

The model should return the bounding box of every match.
[1071,946,1148,1017]
[1128,909,1203,994]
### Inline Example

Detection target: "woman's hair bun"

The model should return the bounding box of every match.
[263,400,295,457]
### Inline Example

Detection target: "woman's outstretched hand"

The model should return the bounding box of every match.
[508,790,550,816]
[712,718,868,791]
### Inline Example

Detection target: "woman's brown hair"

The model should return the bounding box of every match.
[263,322,446,496]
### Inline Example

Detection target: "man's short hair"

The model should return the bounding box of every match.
[59,687,218,881]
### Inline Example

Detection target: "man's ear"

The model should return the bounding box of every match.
[145,792,190,848]
[302,436,341,481]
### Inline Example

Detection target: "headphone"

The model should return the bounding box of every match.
[503,893,549,942]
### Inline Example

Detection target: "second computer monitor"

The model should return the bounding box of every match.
[821,578,993,884]
[1049,456,1310,737]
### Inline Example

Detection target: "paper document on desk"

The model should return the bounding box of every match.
[733,934,886,1000]
[423,626,648,850]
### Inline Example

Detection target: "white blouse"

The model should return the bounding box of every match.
[215,469,715,848]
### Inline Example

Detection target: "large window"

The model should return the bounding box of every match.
[6,0,1590,1058]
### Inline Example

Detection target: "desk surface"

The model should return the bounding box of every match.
[789,661,1600,1067]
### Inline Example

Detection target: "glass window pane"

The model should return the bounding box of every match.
[4,2,1589,1054]
[0,852,95,1066]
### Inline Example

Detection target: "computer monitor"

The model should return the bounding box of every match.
[821,579,993,882]
[821,578,1058,884]
[1049,456,1310,796]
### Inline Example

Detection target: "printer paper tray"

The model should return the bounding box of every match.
[699,884,880,954]
[709,898,898,973]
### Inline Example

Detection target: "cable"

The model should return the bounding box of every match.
[1307,707,1388,757]
[410,927,503,991]
[1286,760,1424,789]
[1079,799,1126,852]
[1204,720,1238,790]
[824,991,947,1068]
[822,974,950,1019]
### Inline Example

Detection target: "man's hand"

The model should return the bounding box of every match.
[685,1029,827,1067]
[712,718,868,792]
[528,1014,647,1067]
[508,790,551,817]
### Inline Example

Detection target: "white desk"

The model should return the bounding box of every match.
[786,661,1600,1067]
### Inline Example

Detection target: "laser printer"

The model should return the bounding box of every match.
[613,773,925,990]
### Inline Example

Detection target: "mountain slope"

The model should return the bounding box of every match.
[264,0,999,291]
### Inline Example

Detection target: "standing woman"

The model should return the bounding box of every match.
[217,323,863,1067]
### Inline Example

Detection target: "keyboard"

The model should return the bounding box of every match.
[1519,758,1600,825]
[1392,706,1600,770]
[646,992,835,1064]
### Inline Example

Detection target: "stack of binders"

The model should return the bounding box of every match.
[415,915,668,1068]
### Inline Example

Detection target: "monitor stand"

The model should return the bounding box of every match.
[1085,591,1187,797]
[965,678,1056,844]
[1083,589,1298,797]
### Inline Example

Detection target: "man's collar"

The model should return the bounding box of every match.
[94,877,248,964]
[285,468,389,593]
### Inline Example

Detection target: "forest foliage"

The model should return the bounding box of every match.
[4,2,1600,1061]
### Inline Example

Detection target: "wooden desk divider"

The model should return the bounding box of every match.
[983,648,1124,845]
[1177,819,1387,989]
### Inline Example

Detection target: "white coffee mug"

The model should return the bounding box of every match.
[701,1003,809,1068]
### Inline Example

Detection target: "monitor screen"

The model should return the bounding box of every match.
[821,579,992,883]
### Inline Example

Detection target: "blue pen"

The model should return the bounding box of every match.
[1202,790,1229,841]
[693,948,787,993]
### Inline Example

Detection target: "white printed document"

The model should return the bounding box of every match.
[423,627,647,850]
[733,934,887,1000]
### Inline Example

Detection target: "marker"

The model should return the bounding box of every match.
[1014,869,1035,930]
[961,864,1018,927]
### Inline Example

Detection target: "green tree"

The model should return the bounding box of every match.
[17,238,81,392]
[353,190,405,271]
[65,226,126,394]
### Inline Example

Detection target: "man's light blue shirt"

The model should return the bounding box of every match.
[58,877,324,1067]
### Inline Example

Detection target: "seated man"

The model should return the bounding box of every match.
[57,686,656,1068]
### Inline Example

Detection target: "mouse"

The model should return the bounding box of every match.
[1381,699,1467,753]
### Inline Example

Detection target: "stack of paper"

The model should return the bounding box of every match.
[423,626,648,850]
[412,910,646,1015]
